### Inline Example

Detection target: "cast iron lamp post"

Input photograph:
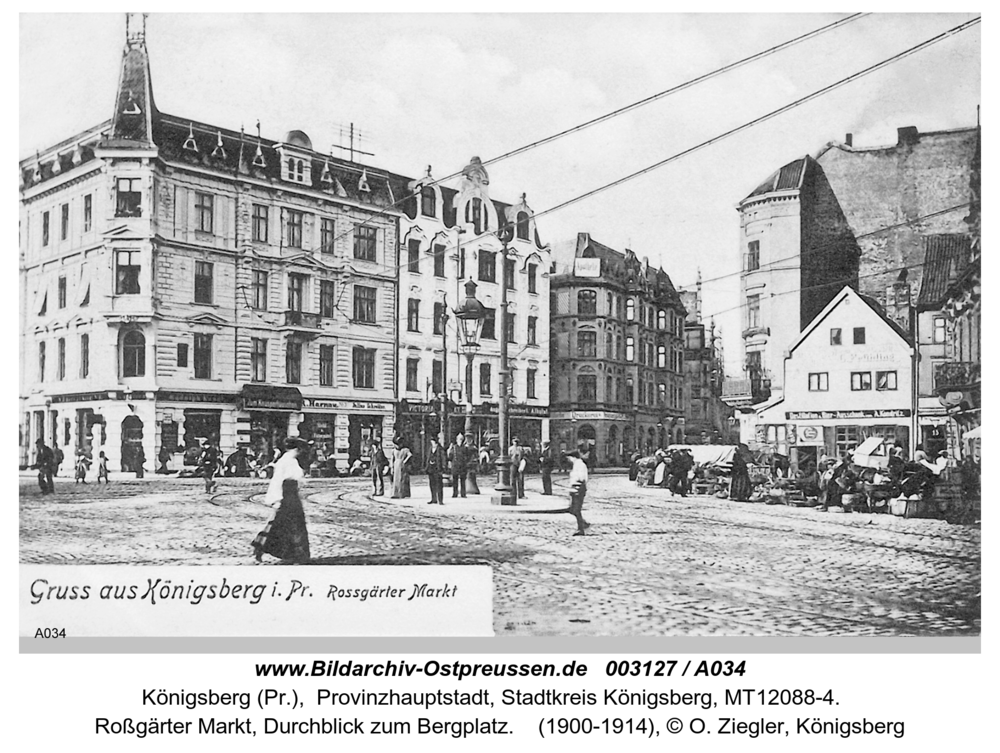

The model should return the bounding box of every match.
[492,224,516,505]
[454,279,485,495]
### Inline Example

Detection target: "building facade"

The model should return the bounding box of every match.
[753,286,913,469]
[20,17,405,471]
[549,233,686,466]
[394,162,551,463]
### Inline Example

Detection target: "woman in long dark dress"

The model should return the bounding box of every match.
[729,449,753,501]
[253,438,309,563]
[390,444,413,499]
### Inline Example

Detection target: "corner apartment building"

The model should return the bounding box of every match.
[19,17,404,471]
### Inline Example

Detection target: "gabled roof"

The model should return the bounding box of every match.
[787,285,912,357]
[917,234,971,307]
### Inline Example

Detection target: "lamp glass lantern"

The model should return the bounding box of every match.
[454,279,486,354]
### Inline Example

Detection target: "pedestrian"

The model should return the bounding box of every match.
[539,440,554,495]
[97,451,110,483]
[729,446,753,501]
[371,439,387,496]
[53,446,64,477]
[628,450,641,481]
[133,445,146,478]
[75,452,90,484]
[448,433,470,498]
[565,447,592,536]
[199,439,219,494]
[33,439,55,494]
[509,437,525,499]
[425,435,447,505]
[390,442,412,499]
[252,437,310,563]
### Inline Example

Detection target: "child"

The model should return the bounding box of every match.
[75,453,91,484]
[97,451,110,484]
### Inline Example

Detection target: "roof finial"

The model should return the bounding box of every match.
[183,123,198,152]
[125,13,146,48]
[211,131,226,159]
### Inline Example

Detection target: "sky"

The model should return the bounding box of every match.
[18,12,981,372]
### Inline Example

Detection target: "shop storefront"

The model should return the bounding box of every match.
[785,409,911,466]
[301,397,393,467]
[236,385,302,464]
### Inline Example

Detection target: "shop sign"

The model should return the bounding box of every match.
[796,425,824,446]
[304,398,393,413]
[49,391,113,404]
[786,409,911,420]
[160,391,235,405]
[574,258,601,278]
[474,403,550,418]
[570,411,628,421]
[239,385,302,412]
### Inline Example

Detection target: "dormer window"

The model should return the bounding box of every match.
[516,211,530,240]
[467,198,487,234]
[421,186,436,218]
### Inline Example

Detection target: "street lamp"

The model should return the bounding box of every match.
[492,224,516,505]
[454,279,486,494]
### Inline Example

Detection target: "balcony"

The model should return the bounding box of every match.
[934,361,981,392]
[280,310,322,337]
[741,325,770,340]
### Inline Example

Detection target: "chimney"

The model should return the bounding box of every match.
[844,133,853,147]
[897,126,920,146]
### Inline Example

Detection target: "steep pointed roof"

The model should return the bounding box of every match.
[742,156,810,202]
[108,13,157,147]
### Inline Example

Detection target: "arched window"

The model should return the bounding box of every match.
[121,330,145,377]
[657,345,667,368]
[515,211,530,240]
[296,160,304,181]
[606,375,613,403]
[657,309,666,330]
[287,158,295,176]
[466,198,487,234]
[421,186,436,217]
[626,297,635,321]
[577,290,597,315]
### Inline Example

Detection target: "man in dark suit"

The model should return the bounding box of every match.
[448,433,470,498]
[371,439,387,496]
[509,437,525,499]
[539,440,554,495]
[425,435,447,505]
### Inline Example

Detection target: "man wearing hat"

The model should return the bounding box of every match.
[539,440,554,495]
[509,437,525,500]
[448,433,471,498]
[199,439,219,494]
[565,445,592,536]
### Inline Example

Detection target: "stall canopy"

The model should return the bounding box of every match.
[667,445,737,469]
[963,426,982,441]
[851,437,890,469]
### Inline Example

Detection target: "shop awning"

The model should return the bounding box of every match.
[238,385,302,411]
[964,426,982,440]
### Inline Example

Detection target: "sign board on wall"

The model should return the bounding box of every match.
[786,409,911,420]
[574,258,601,277]
[796,425,825,446]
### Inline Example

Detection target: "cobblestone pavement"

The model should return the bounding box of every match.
[20,473,980,636]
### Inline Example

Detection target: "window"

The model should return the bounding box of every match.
[876,370,898,391]
[853,327,866,345]
[406,358,419,392]
[177,343,188,368]
[115,178,141,217]
[320,280,336,318]
[578,331,597,357]
[808,372,829,391]
[319,345,334,387]
[286,210,303,248]
[481,308,496,340]
[421,186,436,218]
[354,285,376,323]
[285,340,302,384]
[246,338,267,383]
[251,270,268,310]
[432,359,443,395]
[57,277,66,309]
[504,312,516,343]
[320,218,335,254]
[252,204,269,243]
[194,261,213,304]
[195,192,214,233]
[657,345,666,369]
[515,211,530,241]
[746,294,760,329]
[60,203,69,240]
[42,211,50,246]
[115,250,141,294]
[193,334,212,379]
[467,198,486,234]
[625,377,634,403]
[830,328,842,346]
[578,290,597,315]
[504,258,516,290]
[407,298,420,332]
[38,342,45,382]
[657,310,666,330]
[478,249,496,282]
[83,194,92,233]
[527,316,537,345]
[578,375,597,402]
[625,336,635,362]
[121,330,145,377]
[625,298,635,321]
[57,338,66,380]
[851,371,872,391]
[527,368,536,399]
[353,347,375,388]
[79,334,89,378]
[433,302,445,335]
[933,317,946,344]
[354,225,377,261]
[527,264,537,294]
[658,383,666,405]
[479,362,492,395]
[747,240,760,271]
[433,244,446,277]
[407,239,421,273]
[287,273,306,312]
[835,425,861,458]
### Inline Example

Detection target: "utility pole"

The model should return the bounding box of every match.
[440,292,449,450]
[492,226,515,505]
